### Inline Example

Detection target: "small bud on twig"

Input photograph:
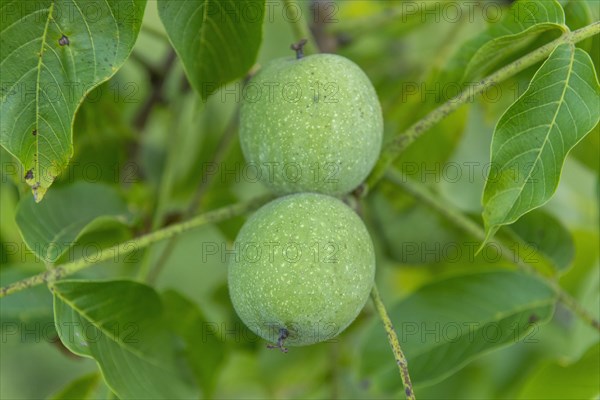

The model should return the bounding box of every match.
[290,39,308,59]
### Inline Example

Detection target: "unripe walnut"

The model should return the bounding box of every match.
[240,53,383,195]
[228,193,376,347]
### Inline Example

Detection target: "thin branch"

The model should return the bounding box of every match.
[129,51,163,80]
[282,0,320,54]
[134,97,189,281]
[121,49,178,187]
[140,24,170,42]
[365,22,600,192]
[385,168,600,333]
[309,0,338,53]
[0,196,272,298]
[556,291,600,331]
[371,284,416,400]
[144,103,243,284]
[187,106,241,215]
[143,66,260,283]
[133,49,178,130]
[145,235,178,284]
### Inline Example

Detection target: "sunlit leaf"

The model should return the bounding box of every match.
[53,280,197,399]
[15,182,133,263]
[482,43,600,241]
[56,82,137,187]
[463,0,566,81]
[441,0,566,88]
[50,372,100,400]
[0,0,147,201]
[369,185,468,265]
[361,270,556,388]
[162,290,226,398]
[157,0,265,99]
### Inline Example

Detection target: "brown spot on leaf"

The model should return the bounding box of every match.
[25,169,33,180]
[58,35,69,46]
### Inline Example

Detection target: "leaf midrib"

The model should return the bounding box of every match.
[405,297,555,359]
[410,302,553,388]
[198,0,210,69]
[34,1,55,188]
[463,0,566,81]
[504,44,575,221]
[43,214,128,261]
[53,287,166,369]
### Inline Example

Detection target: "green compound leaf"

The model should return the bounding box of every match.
[442,0,566,87]
[15,182,133,263]
[49,372,101,400]
[504,208,575,274]
[0,266,55,334]
[0,0,146,202]
[361,270,556,389]
[162,290,226,398]
[463,0,567,81]
[564,0,593,34]
[53,280,197,400]
[517,343,600,399]
[157,0,265,99]
[482,43,600,242]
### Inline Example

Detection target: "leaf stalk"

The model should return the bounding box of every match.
[282,0,319,54]
[371,284,416,400]
[365,21,600,191]
[386,168,600,333]
[0,196,272,298]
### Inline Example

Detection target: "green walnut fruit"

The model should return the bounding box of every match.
[228,193,375,348]
[240,53,383,195]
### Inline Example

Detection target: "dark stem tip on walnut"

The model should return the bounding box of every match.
[266,328,289,353]
[290,39,308,59]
